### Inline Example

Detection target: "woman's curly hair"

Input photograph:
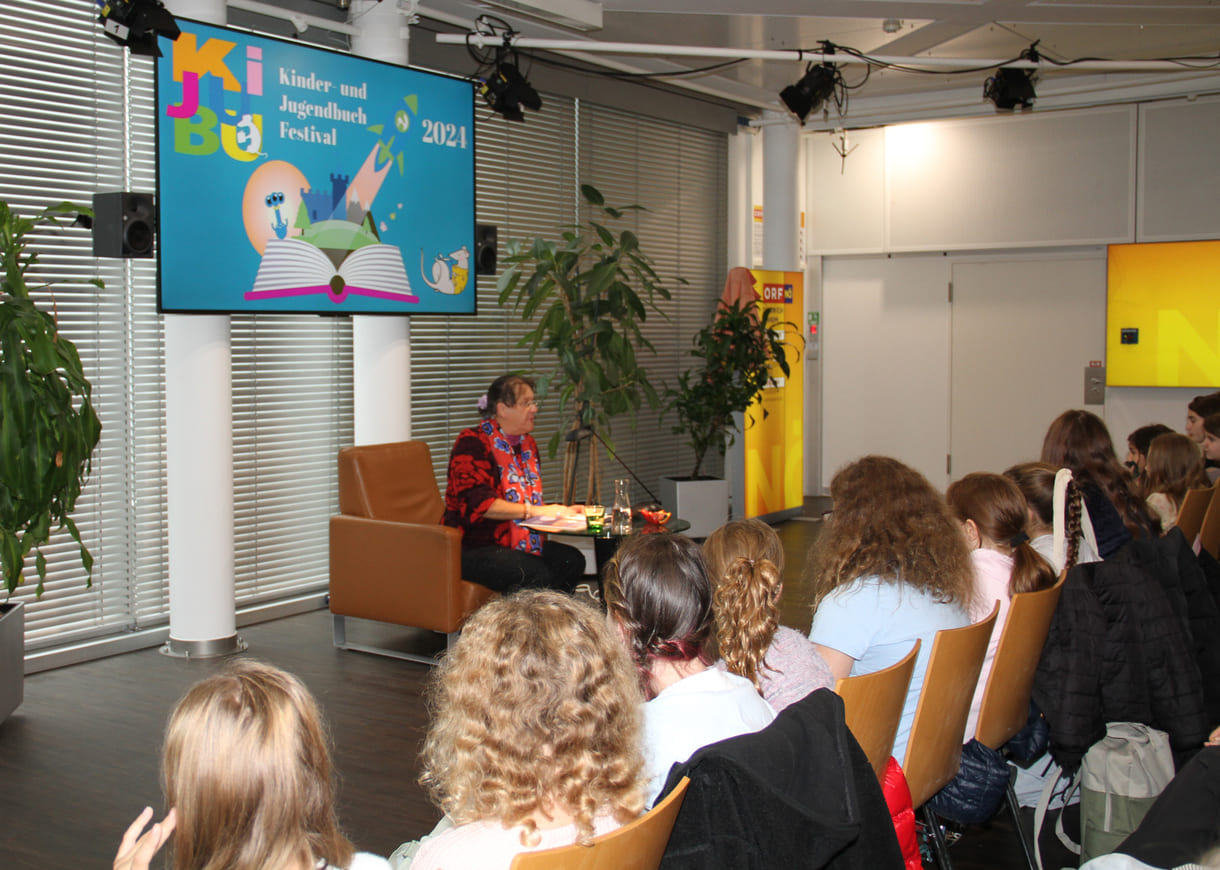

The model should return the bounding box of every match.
[703,519,784,692]
[809,455,975,611]
[603,534,715,699]
[419,590,645,846]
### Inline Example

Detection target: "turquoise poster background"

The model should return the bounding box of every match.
[156,20,476,314]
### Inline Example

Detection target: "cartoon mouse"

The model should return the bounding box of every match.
[420,245,471,295]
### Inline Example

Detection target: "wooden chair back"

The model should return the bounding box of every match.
[1192,483,1220,558]
[835,639,921,781]
[1175,484,1214,544]
[508,777,690,870]
[974,579,1064,750]
[902,604,998,809]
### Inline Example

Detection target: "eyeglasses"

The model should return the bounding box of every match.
[516,399,540,410]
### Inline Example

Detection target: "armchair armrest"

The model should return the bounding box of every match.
[329,516,492,634]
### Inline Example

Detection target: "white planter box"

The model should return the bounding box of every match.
[0,601,23,724]
[658,477,730,539]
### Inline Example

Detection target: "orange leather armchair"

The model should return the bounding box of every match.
[329,441,496,664]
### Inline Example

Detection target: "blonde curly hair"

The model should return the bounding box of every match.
[703,519,784,692]
[419,590,645,846]
[810,455,975,611]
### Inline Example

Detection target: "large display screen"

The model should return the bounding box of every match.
[155,19,476,314]
[1107,240,1220,387]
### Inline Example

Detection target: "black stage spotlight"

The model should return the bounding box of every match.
[780,63,838,124]
[984,43,1040,111]
[480,57,542,122]
[96,0,180,58]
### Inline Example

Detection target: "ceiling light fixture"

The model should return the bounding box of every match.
[780,62,838,124]
[984,42,1040,111]
[481,49,542,121]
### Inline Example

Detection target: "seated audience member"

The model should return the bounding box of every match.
[1126,423,1174,482]
[413,590,645,870]
[1143,432,1210,531]
[114,660,389,870]
[1004,461,1100,574]
[1186,393,1220,445]
[1203,414,1220,484]
[1041,409,1160,557]
[604,534,776,804]
[807,455,972,763]
[1186,392,1220,478]
[703,518,834,712]
[946,473,1056,741]
[442,374,585,594]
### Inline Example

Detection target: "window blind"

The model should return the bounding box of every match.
[409,97,729,506]
[0,0,168,650]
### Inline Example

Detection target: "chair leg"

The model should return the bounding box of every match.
[1007,778,1037,870]
[921,805,955,870]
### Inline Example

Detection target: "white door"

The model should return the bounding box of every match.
[949,255,1107,480]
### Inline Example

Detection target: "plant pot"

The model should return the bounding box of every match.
[0,601,23,724]
[658,476,729,539]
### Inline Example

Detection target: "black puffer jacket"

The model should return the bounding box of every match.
[1033,555,1209,773]
[1116,528,1220,724]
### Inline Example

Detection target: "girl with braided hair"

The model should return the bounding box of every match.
[703,519,833,712]
[1003,461,1100,574]
[604,533,775,805]
[1041,409,1160,556]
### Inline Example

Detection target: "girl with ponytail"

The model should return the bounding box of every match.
[604,534,775,804]
[946,473,1056,740]
[703,519,833,713]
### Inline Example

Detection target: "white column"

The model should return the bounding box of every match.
[726,127,753,270]
[728,113,802,519]
[162,0,242,656]
[762,112,801,271]
[351,0,413,445]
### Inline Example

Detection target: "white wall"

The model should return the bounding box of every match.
[806,96,1220,493]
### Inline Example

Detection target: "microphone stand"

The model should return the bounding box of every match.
[566,424,662,506]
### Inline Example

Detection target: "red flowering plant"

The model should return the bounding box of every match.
[666,299,798,479]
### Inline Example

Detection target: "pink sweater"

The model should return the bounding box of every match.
[964,548,1013,741]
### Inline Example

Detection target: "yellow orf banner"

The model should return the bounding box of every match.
[740,269,804,517]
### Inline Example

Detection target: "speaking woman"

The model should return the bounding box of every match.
[443,374,586,594]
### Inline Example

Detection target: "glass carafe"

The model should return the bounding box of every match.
[612,478,632,535]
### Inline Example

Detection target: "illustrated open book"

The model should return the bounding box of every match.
[246,237,419,304]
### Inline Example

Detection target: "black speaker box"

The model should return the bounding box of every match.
[92,191,156,258]
[475,224,498,275]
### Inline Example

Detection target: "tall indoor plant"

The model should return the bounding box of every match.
[668,298,796,478]
[0,199,102,600]
[497,184,681,504]
[661,298,798,535]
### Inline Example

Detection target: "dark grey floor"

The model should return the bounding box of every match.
[0,515,1069,869]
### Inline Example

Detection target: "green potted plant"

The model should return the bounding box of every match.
[1,198,102,722]
[660,298,798,536]
[497,183,681,505]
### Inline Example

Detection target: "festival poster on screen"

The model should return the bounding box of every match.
[155,20,476,314]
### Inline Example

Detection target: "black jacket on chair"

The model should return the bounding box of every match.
[1033,556,1208,773]
[656,688,903,870]
[1115,528,1220,725]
